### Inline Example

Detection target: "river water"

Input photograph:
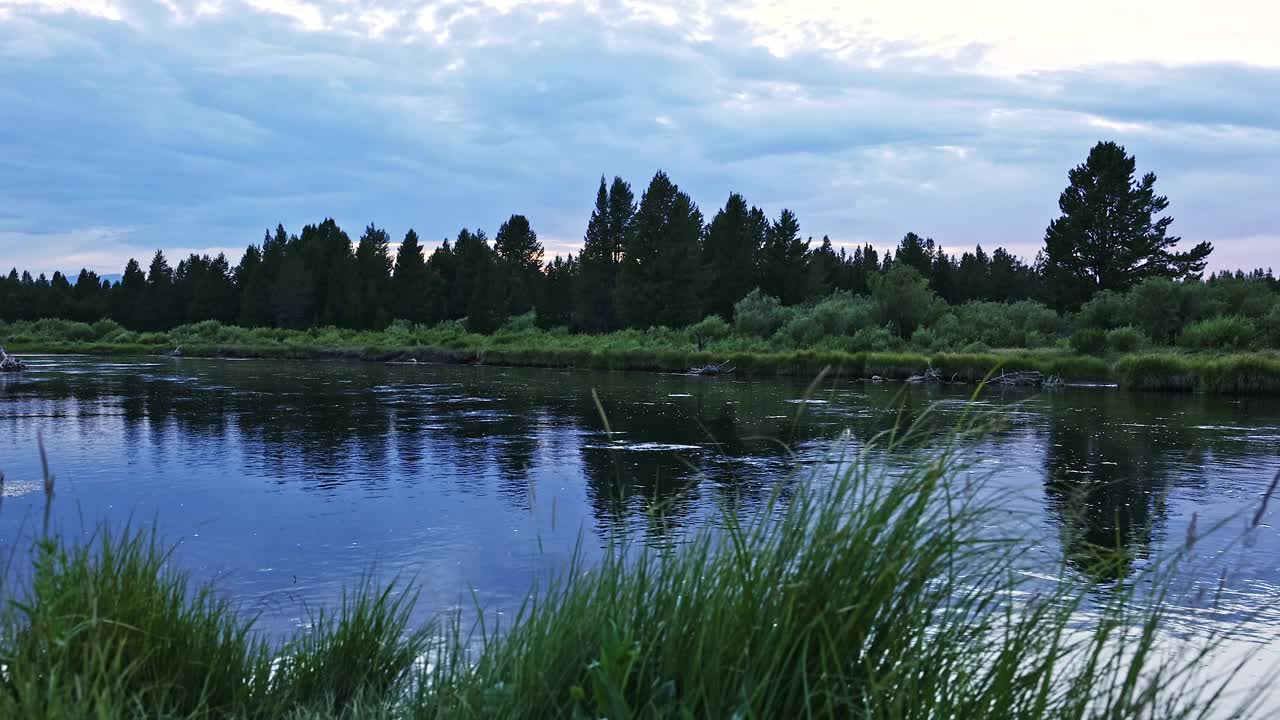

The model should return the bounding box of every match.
[2,355,1279,698]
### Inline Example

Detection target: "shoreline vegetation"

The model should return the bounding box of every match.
[1,428,1263,718]
[3,144,1278,399]
[3,317,1280,394]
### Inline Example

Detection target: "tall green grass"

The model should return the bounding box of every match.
[1115,353,1280,394]
[0,426,1255,718]
[7,317,1280,392]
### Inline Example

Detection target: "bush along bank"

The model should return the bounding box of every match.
[3,317,1279,394]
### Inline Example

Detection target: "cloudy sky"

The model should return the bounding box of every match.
[1,0,1277,277]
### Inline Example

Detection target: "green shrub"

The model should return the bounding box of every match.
[960,341,991,354]
[1178,316,1256,351]
[910,327,941,351]
[733,289,793,338]
[1075,290,1128,331]
[1069,328,1107,355]
[1129,278,1188,343]
[810,291,874,336]
[689,314,731,344]
[949,300,1059,348]
[1260,305,1280,348]
[1105,326,1146,353]
[871,265,943,338]
[500,311,538,333]
[849,326,895,352]
[775,313,823,348]
[89,318,125,340]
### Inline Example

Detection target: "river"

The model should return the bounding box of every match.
[2,355,1278,700]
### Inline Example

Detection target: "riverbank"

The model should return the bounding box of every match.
[3,318,1279,393]
[1,433,1256,718]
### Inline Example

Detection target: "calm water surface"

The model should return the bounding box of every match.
[2,355,1279,688]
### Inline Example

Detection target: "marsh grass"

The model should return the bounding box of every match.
[8,317,1280,393]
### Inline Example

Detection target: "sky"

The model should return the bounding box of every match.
[1,0,1278,277]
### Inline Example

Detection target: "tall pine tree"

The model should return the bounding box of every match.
[1044,141,1211,310]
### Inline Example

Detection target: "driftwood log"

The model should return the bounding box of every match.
[905,367,943,384]
[0,346,28,372]
[689,361,734,376]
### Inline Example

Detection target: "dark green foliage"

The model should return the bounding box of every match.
[1106,326,1146,353]
[702,192,763,320]
[354,223,394,329]
[1044,141,1212,310]
[893,231,935,276]
[871,264,941,338]
[575,177,634,332]
[142,250,178,331]
[1069,328,1108,355]
[615,171,704,328]
[732,288,793,337]
[1179,316,1257,351]
[494,214,544,317]
[392,229,432,324]
[757,208,811,304]
[539,253,578,329]
[3,164,1273,357]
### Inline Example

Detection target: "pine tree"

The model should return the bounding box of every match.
[236,240,272,327]
[702,192,761,319]
[894,232,936,277]
[143,250,177,330]
[494,214,544,317]
[392,229,431,324]
[113,259,146,328]
[354,223,394,329]
[757,209,811,305]
[1044,141,1211,310]
[272,248,314,329]
[539,253,578,328]
[615,171,703,328]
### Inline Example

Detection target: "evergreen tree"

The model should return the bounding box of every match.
[807,236,842,298]
[71,269,107,322]
[465,250,500,333]
[236,242,272,327]
[848,244,880,296]
[271,248,314,329]
[450,229,493,323]
[757,209,811,305]
[427,239,459,321]
[894,232,935,277]
[354,223,394,329]
[702,192,761,319]
[297,218,357,327]
[494,214,544,316]
[576,176,634,332]
[142,250,178,330]
[392,229,432,324]
[0,269,17,322]
[615,171,704,328]
[539,253,578,328]
[113,259,146,328]
[957,245,991,302]
[1044,141,1211,310]
[930,251,959,304]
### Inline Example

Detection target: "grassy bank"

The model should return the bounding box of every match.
[3,318,1279,393]
[0,435,1255,718]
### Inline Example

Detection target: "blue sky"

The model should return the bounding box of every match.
[1,0,1278,277]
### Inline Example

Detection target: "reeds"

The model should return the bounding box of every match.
[4,318,1279,393]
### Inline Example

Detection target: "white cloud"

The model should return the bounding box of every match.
[0,0,1276,275]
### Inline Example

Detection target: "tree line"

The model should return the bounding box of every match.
[2,142,1273,333]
